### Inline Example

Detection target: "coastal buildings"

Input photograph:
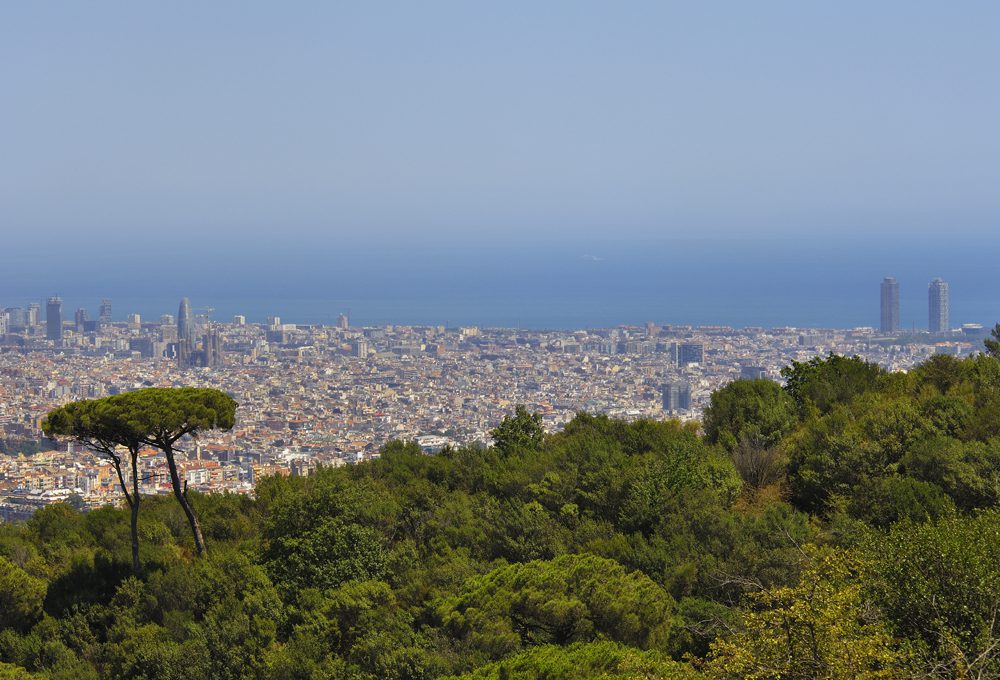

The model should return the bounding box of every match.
[880,277,900,334]
[46,296,63,342]
[0,298,982,517]
[929,278,949,333]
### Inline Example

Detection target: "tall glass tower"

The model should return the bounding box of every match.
[46,296,63,342]
[928,278,949,333]
[880,277,900,334]
[177,297,194,345]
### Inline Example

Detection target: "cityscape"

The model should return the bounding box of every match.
[0,277,983,519]
[4,3,999,676]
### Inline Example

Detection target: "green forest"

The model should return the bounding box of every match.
[1,351,999,679]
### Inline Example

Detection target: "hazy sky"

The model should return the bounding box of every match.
[2,3,1000,326]
[4,2,999,243]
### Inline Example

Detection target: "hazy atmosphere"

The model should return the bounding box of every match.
[4,1,999,326]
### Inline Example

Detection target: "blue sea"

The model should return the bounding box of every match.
[4,236,998,330]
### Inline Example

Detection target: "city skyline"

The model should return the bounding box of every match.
[5,277,978,335]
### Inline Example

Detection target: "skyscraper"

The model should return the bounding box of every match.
[177,298,194,366]
[928,278,949,333]
[177,298,194,345]
[678,342,705,366]
[662,381,691,412]
[99,299,113,324]
[880,277,900,334]
[46,296,63,342]
[74,307,88,332]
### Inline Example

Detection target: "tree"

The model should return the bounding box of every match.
[863,512,1000,678]
[42,395,147,573]
[490,405,544,455]
[780,353,886,416]
[453,640,698,679]
[706,548,912,679]
[983,323,1000,358]
[123,388,237,557]
[703,379,797,452]
[0,557,46,633]
[435,553,676,662]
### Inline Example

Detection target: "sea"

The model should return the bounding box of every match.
[4,236,999,330]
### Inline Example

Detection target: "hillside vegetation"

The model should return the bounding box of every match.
[0,352,998,678]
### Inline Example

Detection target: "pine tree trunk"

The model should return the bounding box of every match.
[164,444,207,556]
[130,495,141,572]
[130,450,141,573]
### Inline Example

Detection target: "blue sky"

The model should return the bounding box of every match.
[2,3,999,327]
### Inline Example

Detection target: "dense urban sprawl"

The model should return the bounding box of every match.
[0,299,983,518]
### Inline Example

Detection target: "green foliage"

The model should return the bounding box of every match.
[266,518,387,595]
[780,353,886,416]
[435,554,676,664]
[703,379,797,452]
[706,548,912,679]
[983,322,1000,358]
[0,558,45,633]
[862,512,1000,678]
[447,640,699,679]
[490,405,544,455]
[7,348,1000,678]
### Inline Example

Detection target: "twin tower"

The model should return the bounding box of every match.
[880,277,949,334]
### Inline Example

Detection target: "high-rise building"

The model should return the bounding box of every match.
[662,381,691,412]
[928,278,949,333]
[26,303,40,328]
[233,315,246,326]
[351,338,370,359]
[99,299,113,323]
[678,342,705,366]
[177,298,194,344]
[177,298,194,366]
[46,297,63,342]
[127,313,142,330]
[74,307,88,332]
[5,307,25,331]
[880,277,900,334]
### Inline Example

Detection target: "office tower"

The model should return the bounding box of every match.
[5,308,25,331]
[645,321,657,338]
[177,298,194,345]
[46,297,63,342]
[662,381,692,412]
[351,338,370,359]
[177,298,194,366]
[678,342,705,366]
[127,313,141,330]
[880,277,900,333]
[74,307,88,332]
[26,303,40,327]
[740,365,767,380]
[99,299,112,323]
[233,315,246,326]
[267,316,281,328]
[928,278,949,333]
[0,311,7,335]
[337,313,349,329]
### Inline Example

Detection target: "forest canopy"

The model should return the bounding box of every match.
[0,352,998,678]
